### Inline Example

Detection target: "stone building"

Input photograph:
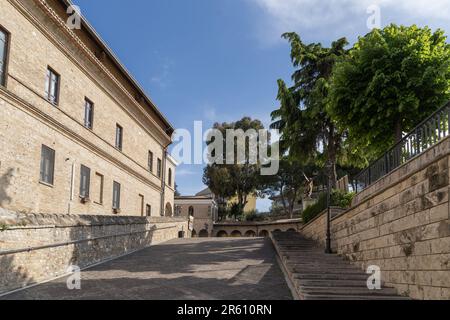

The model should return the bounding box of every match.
[174,195,218,237]
[0,0,176,216]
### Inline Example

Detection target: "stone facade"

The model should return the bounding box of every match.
[300,136,450,300]
[0,209,189,295]
[0,0,175,217]
[213,219,303,238]
[174,196,218,237]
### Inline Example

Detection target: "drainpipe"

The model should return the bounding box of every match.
[160,147,168,217]
[67,159,75,215]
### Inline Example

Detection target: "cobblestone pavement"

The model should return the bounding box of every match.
[2,238,292,300]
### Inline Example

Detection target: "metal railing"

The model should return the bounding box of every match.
[354,102,450,192]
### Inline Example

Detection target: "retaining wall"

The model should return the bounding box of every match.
[0,210,189,295]
[300,136,450,300]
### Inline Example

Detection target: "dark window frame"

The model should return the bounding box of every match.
[148,151,153,173]
[79,165,91,199]
[0,25,11,88]
[84,98,94,129]
[157,158,162,178]
[45,66,60,106]
[94,172,104,205]
[168,168,172,187]
[146,204,152,217]
[115,124,123,151]
[39,145,55,186]
[112,181,121,210]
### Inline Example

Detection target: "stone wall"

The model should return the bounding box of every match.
[213,219,303,237]
[0,0,173,216]
[0,209,189,295]
[299,136,450,300]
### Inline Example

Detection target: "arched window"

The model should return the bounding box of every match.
[168,168,172,187]
[189,206,194,217]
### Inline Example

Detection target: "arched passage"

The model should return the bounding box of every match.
[259,230,269,237]
[216,230,228,238]
[287,228,297,232]
[198,229,209,238]
[273,229,282,233]
[230,230,242,238]
[191,230,197,238]
[244,230,256,237]
[165,203,173,217]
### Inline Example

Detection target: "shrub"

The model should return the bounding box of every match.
[331,189,355,208]
[301,190,355,223]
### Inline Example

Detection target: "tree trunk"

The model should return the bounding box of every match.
[394,120,403,143]
[327,124,338,189]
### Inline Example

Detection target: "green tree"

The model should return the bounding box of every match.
[330,24,450,160]
[202,117,265,219]
[271,33,350,187]
[260,158,314,219]
[174,183,181,197]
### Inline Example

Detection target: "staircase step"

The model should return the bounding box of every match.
[271,231,407,300]
[298,286,399,297]
[292,273,369,281]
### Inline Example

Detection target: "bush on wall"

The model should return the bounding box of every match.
[301,190,355,223]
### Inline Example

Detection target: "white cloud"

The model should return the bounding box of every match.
[175,168,197,176]
[248,0,450,44]
[150,58,174,88]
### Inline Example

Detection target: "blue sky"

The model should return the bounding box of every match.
[74,0,450,211]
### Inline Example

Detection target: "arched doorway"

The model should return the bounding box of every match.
[287,228,297,233]
[216,230,228,238]
[192,230,197,238]
[165,203,173,217]
[244,230,256,237]
[273,229,282,233]
[198,229,209,238]
[259,230,269,237]
[230,230,242,238]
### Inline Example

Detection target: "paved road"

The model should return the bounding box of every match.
[3,238,292,300]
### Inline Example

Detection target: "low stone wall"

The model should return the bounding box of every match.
[300,208,345,245]
[299,136,450,300]
[0,210,189,295]
[213,219,303,237]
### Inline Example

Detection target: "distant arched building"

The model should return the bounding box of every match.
[174,194,218,238]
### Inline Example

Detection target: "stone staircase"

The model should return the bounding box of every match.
[271,232,407,300]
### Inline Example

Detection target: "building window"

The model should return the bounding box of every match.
[0,27,10,87]
[84,98,94,129]
[115,124,123,151]
[146,204,152,217]
[40,145,55,185]
[189,206,194,217]
[94,172,104,204]
[45,67,60,105]
[157,158,162,178]
[79,165,91,199]
[148,151,153,172]
[139,194,145,216]
[168,168,172,187]
[112,181,121,210]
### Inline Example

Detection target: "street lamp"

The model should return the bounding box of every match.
[325,161,333,254]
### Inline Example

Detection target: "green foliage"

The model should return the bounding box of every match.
[203,117,266,218]
[331,189,355,208]
[271,33,350,186]
[330,24,450,161]
[301,193,328,224]
[301,190,355,223]
[259,157,314,218]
